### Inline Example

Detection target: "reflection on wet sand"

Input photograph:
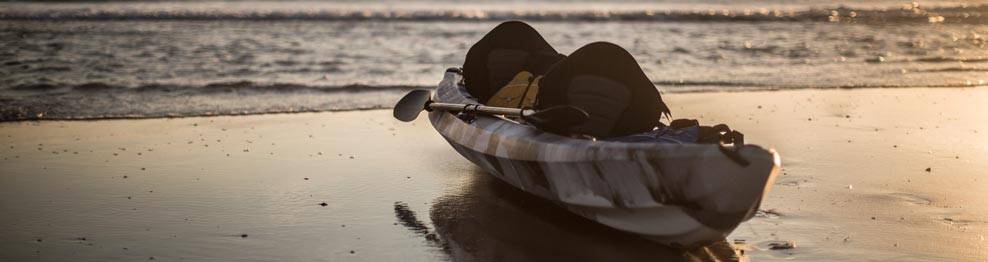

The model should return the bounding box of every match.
[399,168,744,262]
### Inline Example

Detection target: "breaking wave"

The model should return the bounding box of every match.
[2,4,987,24]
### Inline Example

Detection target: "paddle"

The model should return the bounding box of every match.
[393,89,589,129]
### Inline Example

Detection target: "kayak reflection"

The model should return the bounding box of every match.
[426,168,744,262]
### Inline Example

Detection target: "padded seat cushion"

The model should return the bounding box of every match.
[566,75,631,137]
[463,21,562,103]
[537,42,671,138]
[486,49,530,93]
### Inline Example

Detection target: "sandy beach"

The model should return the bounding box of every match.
[1,87,986,261]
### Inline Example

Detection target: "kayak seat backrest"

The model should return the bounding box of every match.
[537,42,671,138]
[463,21,562,103]
[566,75,630,137]
[486,49,530,94]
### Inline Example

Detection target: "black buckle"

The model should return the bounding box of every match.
[718,143,750,167]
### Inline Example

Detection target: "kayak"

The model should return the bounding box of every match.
[427,68,781,248]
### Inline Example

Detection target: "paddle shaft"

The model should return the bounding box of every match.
[428,102,533,117]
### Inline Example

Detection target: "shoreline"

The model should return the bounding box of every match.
[3,86,984,123]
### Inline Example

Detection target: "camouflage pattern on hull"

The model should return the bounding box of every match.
[428,69,781,247]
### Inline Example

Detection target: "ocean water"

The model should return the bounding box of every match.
[2,0,988,120]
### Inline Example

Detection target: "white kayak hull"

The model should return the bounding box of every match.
[428,69,780,248]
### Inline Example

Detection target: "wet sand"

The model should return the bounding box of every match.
[1,87,986,261]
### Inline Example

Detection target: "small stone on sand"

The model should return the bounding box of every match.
[240,234,248,238]
[925,167,931,172]
[319,202,328,206]
[768,240,795,250]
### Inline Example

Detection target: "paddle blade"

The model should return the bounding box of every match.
[524,105,590,132]
[393,89,433,122]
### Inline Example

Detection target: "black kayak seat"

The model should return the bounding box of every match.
[463,21,562,103]
[537,42,671,138]
[485,49,530,95]
[566,76,631,137]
